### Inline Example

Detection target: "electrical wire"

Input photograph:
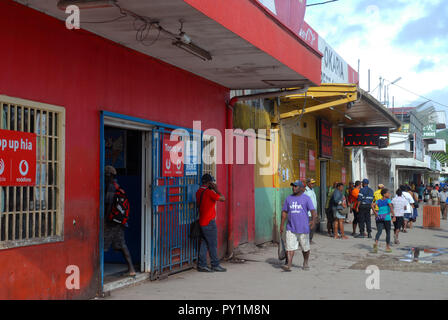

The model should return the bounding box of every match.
[388,82,448,109]
[307,0,339,7]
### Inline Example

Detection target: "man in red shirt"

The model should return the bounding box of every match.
[196,173,226,272]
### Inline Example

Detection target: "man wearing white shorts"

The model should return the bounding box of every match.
[280,180,317,271]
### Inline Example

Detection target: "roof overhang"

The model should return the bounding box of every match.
[364,148,414,159]
[14,0,322,89]
[278,84,402,129]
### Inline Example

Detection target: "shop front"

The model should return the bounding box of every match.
[0,0,321,299]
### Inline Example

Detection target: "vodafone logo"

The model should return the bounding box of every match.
[0,158,5,175]
[19,160,29,176]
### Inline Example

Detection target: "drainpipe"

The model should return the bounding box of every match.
[226,101,234,259]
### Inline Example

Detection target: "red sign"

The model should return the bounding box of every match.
[0,129,36,186]
[309,150,315,171]
[162,140,184,177]
[299,160,306,181]
[341,167,346,184]
[256,0,307,35]
[319,119,332,158]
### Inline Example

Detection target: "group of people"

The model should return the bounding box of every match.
[279,177,442,271]
[104,163,446,275]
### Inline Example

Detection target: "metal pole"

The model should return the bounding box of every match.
[368,69,371,92]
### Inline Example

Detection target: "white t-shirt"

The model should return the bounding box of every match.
[402,191,414,214]
[392,196,408,217]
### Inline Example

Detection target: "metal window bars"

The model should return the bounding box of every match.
[0,96,65,249]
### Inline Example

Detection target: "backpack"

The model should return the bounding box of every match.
[107,182,130,226]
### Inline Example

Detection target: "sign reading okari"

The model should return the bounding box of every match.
[162,140,184,177]
[0,129,36,186]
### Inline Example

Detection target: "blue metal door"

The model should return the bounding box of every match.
[150,127,201,279]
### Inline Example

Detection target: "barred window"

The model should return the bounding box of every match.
[0,96,65,249]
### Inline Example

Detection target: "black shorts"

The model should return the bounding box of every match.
[393,217,404,230]
[326,207,334,223]
[104,222,127,251]
[352,209,359,224]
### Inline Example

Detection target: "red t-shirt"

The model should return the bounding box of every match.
[196,187,221,226]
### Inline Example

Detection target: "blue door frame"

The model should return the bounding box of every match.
[99,111,202,292]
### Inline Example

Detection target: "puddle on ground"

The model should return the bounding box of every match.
[398,247,448,264]
[349,246,448,273]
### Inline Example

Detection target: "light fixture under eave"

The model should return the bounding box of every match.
[172,41,212,61]
[345,114,352,120]
[57,0,116,10]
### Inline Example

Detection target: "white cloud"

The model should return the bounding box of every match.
[304,0,448,108]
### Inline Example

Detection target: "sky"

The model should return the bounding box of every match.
[304,0,448,120]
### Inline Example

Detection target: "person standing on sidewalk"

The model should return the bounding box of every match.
[280,180,317,272]
[325,182,337,237]
[351,181,361,236]
[372,188,395,253]
[196,174,226,273]
[345,182,354,224]
[430,186,439,206]
[332,183,348,239]
[305,178,318,244]
[439,187,448,220]
[391,189,407,245]
[401,185,415,232]
[356,179,374,238]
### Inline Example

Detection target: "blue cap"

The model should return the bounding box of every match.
[291,180,305,188]
[362,179,369,184]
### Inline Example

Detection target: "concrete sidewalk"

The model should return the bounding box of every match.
[105,213,448,300]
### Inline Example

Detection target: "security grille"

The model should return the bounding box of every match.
[0,96,65,249]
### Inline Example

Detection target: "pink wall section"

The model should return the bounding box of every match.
[0,0,229,299]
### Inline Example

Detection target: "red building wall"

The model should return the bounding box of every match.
[0,0,229,299]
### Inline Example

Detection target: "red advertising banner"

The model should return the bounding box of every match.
[319,118,332,158]
[341,167,346,184]
[0,129,36,186]
[299,160,306,181]
[162,140,184,177]
[256,0,307,35]
[309,150,315,171]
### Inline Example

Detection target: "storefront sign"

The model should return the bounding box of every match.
[309,150,315,171]
[341,167,346,184]
[256,0,307,35]
[423,123,436,138]
[343,127,389,147]
[185,140,198,176]
[299,160,306,181]
[298,21,359,84]
[162,140,184,177]
[318,119,332,159]
[0,129,36,186]
[414,132,424,162]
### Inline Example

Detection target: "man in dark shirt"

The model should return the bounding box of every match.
[196,174,226,272]
[104,165,136,277]
[355,179,374,238]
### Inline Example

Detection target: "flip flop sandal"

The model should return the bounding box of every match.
[302,266,310,271]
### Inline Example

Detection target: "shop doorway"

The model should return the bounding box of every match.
[101,119,153,290]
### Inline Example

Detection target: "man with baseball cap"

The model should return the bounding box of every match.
[280,180,317,271]
[304,178,318,244]
[356,179,374,238]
